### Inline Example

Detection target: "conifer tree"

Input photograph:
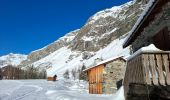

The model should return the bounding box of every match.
[63,70,69,79]
[79,64,87,80]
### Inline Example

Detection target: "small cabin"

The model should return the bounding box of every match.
[84,56,126,94]
[123,0,170,100]
[47,75,57,81]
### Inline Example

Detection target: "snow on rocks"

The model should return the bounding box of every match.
[101,28,118,38]
[82,36,95,41]
[59,29,80,43]
[88,1,133,24]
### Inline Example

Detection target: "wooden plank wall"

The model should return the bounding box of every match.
[47,77,56,81]
[123,55,145,98]
[124,52,170,99]
[142,53,170,86]
[88,65,104,94]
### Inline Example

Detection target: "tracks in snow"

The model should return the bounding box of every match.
[3,84,43,100]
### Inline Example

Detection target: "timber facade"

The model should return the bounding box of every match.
[47,75,57,81]
[123,0,170,100]
[84,57,126,94]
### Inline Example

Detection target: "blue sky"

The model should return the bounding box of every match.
[0,0,130,56]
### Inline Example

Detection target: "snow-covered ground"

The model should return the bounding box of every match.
[0,80,124,100]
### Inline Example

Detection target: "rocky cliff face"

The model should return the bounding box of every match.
[19,0,148,71]
[70,0,149,52]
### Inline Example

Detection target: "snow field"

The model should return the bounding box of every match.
[0,79,125,100]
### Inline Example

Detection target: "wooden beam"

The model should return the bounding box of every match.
[156,54,165,86]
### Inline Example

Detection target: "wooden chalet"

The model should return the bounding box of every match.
[84,56,126,94]
[47,75,57,81]
[123,0,170,99]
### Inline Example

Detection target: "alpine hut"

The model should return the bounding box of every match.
[47,75,57,81]
[84,56,126,94]
[47,66,58,81]
[123,0,170,99]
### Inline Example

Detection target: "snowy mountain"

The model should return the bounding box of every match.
[19,0,149,77]
[0,53,27,68]
[33,35,130,77]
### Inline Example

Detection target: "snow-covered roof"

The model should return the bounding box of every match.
[127,44,170,61]
[83,56,126,72]
[123,0,158,47]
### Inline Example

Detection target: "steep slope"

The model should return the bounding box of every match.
[19,0,149,77]
[0,53,27,68]
[33,35,129,77]
[20,29,79,67]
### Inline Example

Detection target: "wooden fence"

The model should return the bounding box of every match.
[124,51,170,98]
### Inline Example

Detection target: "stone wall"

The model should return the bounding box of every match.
[166,2,170,32]
[131,2,170,52]
[126,84,170,100]
[102,59,125,94]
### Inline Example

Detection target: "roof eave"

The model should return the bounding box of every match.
[123,0,158,48]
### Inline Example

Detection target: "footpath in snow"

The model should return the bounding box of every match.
[0,79,124,100]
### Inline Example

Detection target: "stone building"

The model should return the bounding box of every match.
[123,0,170,100]
[84,56,126,94]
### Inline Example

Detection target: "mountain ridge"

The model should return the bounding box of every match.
[0,53,27,68]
